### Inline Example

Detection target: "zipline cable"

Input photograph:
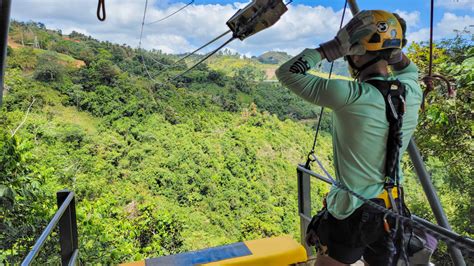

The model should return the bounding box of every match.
[174,30,232,65]
[146,0,194,25]
[305,0,348,168]
[428,0,434,77]
[138,0,176,85]
[147,29,233,78]
[138,0,154,80]
[172,36,236,80]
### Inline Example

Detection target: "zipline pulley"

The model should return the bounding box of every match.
[172,0,288,80]
[226,0,288,40]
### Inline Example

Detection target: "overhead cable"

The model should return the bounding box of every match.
[306,0,348,168]
[146,0,194,25]
[138,0,154,80]
[174,30,232,65]
[172,36,236,80]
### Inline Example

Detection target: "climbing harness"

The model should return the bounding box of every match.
[309,153,474,253]
[97,0,106,21]
[366,78,409,264]
[303,0,473,262]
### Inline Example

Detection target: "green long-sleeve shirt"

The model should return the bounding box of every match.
[276,49,422,219]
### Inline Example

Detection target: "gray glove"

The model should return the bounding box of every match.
[387,49,403,65]
[319,10,377,62]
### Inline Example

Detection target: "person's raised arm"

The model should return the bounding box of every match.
[276,10,377,110]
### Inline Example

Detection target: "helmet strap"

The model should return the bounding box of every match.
[346,55,383,81]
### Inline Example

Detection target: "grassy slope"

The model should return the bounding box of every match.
[207,55,351,81]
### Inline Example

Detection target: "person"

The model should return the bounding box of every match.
[276,10,423,265]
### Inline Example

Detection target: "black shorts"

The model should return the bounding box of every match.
[307,199,408,265]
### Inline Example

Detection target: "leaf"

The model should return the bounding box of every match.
[0,185,16,203]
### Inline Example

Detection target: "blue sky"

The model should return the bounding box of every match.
[156,0,473,28]
[11,0,474,55]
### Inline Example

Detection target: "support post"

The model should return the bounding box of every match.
[297,165,313,256]
[0,0,12,106]
[347,0,360,15]
[408,139,466,265]
[57,190,79,266]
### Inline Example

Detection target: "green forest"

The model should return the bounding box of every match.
[0,21,472,265]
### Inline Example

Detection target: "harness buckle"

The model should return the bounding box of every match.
[386,95,399,120]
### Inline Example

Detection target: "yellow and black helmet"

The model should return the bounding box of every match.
[359,10,405,51]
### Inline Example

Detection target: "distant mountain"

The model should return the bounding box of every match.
[255,51,292,64]
[319,59,351,77]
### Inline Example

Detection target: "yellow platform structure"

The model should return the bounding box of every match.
[121,235,307,266]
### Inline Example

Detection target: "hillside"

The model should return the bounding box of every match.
[1,21,472,265]
[255,51,292,64]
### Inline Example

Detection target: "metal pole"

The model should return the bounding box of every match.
[22,191,76,266]
[297,166,313,257]
[347,0,360,15]
[296,165,474,250]
[408,139,466,265]
[57,190,79,266]
[0,0,12,106]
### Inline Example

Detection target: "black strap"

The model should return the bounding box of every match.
[97,0,106,21]
[367,79,409,265]
[365,79,406,186]
[346,55,383,79]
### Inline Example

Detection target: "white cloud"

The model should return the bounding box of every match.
[11,0,349,55]
[407,12,474,43]
[436,0,474,11]
[10,1,469,56]
[394,10,421,31]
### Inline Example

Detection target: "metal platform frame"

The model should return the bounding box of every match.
[297,140,466,265]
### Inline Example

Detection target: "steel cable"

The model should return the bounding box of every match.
[306,0,348,167]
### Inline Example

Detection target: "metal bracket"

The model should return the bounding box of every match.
[226,0,288,40]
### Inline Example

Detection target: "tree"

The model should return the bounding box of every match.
[33,51,65,82]
[0,129,49,264]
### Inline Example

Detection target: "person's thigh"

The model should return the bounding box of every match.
[315,254,350,266]
[363,233,396,265]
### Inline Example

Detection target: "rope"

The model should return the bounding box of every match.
[421,0,456,110]
[306,0,348,167]
[428,0,434,77]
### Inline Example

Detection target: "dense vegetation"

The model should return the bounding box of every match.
[0,21,472,265]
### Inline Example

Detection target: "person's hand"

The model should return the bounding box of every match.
[319,10,377,62]
[387,49,403,65]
